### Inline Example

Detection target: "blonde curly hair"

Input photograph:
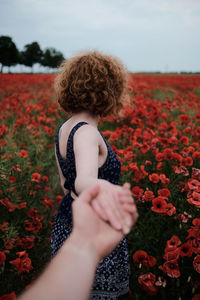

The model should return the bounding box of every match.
[54,50,128,117]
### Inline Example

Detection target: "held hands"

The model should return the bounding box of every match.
[71,184,138,260]
[91,181,138,235]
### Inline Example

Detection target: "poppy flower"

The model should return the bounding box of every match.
[0,251,6,264]
[17,202,27,209]
[31,172,41,183]
[177,211,192,223]
[8,175,16,183]
[20,235,35,249]
[149,173,160,183]
[193,255,200,273]
[192,168,200,180]
[159,261,180,278]
[192,294,200,300]
[156,162,163,170]
[180,241,193,257]
[0,198,16,212]
[187,191,200,208]
[166,203,176,216]
[180,136,189,145]
[151,197,167,214]
[163,247,180,261]
[163,148,173,160]
[155,152,164,161]
[166,235,181,249]
[144,190,154,202]
[160,174,170,185]
[24,219,42,233]
[133,250,156,268]
[0,292,16,300]
[10,251,33,274]
[158,188,171,199]
[18,149,28,158]
[131,186,144,198]
[138,273,158,296]
[188,179,200,191]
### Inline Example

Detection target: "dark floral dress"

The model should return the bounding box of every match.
[51,122,130,299]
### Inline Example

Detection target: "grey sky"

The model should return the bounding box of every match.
[1,0,200,72]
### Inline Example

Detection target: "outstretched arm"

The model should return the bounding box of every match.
[18,185,138,300]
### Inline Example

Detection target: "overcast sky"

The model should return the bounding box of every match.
[1,0,200,72]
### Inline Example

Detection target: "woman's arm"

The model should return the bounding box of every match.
[73,125,135,233]
[18,185,138,300]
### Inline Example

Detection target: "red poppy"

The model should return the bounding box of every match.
[17,202,27,209]
[56,195,62,203]
[0,198,16,212]
[155,152,164,161]
[193,255,200,273]
[159,261,180,278]
[172,152,182,162]
[138,273,158,296]
[0,251,6,264]
[173,166,189,176]
[20,235,35,249]
[144,190,154,202]
[166,203,176,216]
[24,219,42,233]
[180,115,190,124]
[163,247,180,261]
[166,235,181,249]
[42,175,48,182]
[192,151,200,159]
[31,172,41,183]
[149,173,160,183]
[151,197,167,214]
[43,196,54,209]
[180,136,189,145]
[0,292,16,300]
[133,250,148,267]
[160,174,170,185]
[158,188,171,199]
[188,179,200,191]
[10,251,33,274]
[133,250,157,268]
[129,162,138,172]
[131,186,144,198]
[8,176,16,183]
[156,162,163,170]
[192,294,200,300]
[180,241,193,257]
[187,191,200,208]
[18,149,28,158]
[163,148,173,160]
[192,168,200,180]
[0,222,9,230]
[177,211,192,223]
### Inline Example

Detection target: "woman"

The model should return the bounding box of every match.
[51,51,133,299]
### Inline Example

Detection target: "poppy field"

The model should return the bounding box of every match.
[0,73,200,300]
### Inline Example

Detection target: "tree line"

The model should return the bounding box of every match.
[0,36,65,73]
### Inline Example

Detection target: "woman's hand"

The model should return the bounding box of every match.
[91,181,137,234]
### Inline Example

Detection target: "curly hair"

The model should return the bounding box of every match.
[54,51,128,117]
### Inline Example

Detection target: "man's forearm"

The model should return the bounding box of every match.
[18,233,99,300]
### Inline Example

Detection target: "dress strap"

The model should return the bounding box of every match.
[66,121,88,161]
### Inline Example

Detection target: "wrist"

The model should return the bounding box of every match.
[61,232,100,267]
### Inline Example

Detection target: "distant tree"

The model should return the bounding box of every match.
[41,47,65,71]
[21,42,43,72]
[0,36,18,72]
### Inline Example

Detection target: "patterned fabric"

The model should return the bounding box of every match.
[51,122,130,299]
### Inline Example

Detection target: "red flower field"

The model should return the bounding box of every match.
[0,73,200,299]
